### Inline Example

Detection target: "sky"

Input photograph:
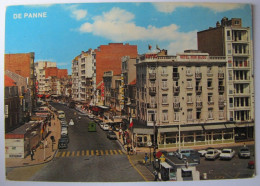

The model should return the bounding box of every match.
[5,2,252,74]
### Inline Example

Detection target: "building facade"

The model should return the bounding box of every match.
[135,50,232,148]
[197,17,254,141]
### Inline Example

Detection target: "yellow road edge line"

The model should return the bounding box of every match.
[110,150,113,155]
[86,150,89,156]
[81,150,85,156]
[66,151,71,157]
[71,151,75,157]
[96,150,99,156]
[105,150,109,155]
[91,150,94,156]
[77,151,80,156]
[100,150,104,156]
[127,155,148,182]
[113,150,118,155]
[118,150,123,155]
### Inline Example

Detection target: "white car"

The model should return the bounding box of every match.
[219,149,235,160]
[102,124,109,131]
[198,147,221,157]
[69,119,74,126]
[61,127,68,135]
[205,149,220,160]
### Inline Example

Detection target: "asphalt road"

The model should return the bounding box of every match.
[28,102,144,182]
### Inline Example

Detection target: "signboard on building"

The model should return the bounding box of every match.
[5,138,25,158]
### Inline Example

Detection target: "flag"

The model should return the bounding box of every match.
[156,44,160,51]
[129,117,133,128]
[148,44,152,50]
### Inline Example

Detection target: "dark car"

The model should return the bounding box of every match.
[107,131,117,140]
[61,134,69,143]
[58,138,68,149]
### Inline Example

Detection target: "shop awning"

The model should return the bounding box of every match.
[181,126,203,131]
[133,128,154,135]
[225,124,236,128]
[235,123,254,128]
[160,162,172,169]
[158,127,178,133]
[204,124,226,130]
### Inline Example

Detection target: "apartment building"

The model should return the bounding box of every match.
[197,17,254,141]
[135,50,230,148]
[34,61,56,95]
[71,49,96,103]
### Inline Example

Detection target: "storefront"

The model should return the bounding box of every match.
[133,128,154,147]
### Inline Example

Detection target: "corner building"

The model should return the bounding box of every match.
[135,50,232,148]
[198,17,254,141]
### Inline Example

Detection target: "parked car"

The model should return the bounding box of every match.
[60,134,69,143]
[205,149,220,160]
[238,147,251,159]
[102,124,110,131]
[88,114,94,119]
[58,138,68,149]
[61,127,68,135]
[57,110,65,119]
[198,147,221,157]
[61,120,68,127]
[219,148,235,160]
[107,131,117,140]
[176,149,200,164]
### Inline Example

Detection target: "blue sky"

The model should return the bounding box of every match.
[5,2,252,74]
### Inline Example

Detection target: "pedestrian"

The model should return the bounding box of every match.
[144,153,149,164]
[30,149,34,161]
[153,170,158,181]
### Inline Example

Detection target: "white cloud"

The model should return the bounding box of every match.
[78,7,197,54]
[64,4,87,20]
[153,2,245,13]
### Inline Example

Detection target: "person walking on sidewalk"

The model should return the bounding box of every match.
[144,153,149,164]
[30,149,34,160]
[153,170,159,181]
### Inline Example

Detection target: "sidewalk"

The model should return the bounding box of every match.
[5,114,61,168]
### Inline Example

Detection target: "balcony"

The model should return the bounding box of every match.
[147,103,157,109]
[149,87,156,95]
[173,102,180,109]
[149,73,156,80]
[218,73,224,79]
[196,101,203,108]
[172,72,179,80]
[218,86,225,93]
[195,73,202,79]
[173,86,180,94]
[195,86,202,93]
[219,100,225,107]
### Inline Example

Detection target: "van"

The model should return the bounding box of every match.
[57,110,65,119]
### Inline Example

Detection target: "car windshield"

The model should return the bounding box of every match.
[207,151,214,154]
[222,150,231,153]
[240,149,249,152]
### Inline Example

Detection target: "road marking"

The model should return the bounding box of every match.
[118,150,123,155]
[56,152,61,157]
[77,151,80,156]
[91,150,94,156]
[127,155,148,181]
[61,151,66,157]
[105,150,109,155]
[113,150,118,155]
[100,150,104,156]
[86,150,89,156]
[66,151,71,157]
[71,151,75,157]
[110,150,114,155]
[96,150,99,156]
[81,150,85,156]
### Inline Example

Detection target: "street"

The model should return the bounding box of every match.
[27,102,144,182]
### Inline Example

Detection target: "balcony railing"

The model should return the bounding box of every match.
[195,73,202,79]
[172,72,179,80]
[173,86,180,94]
[219,100,225,107]
[149,87,156,95]
[173,102,180,109]
[147,103,157,109]
[149,73,156,80]
[218,73,224,79]
[218,86,225,93]
[196,101,203,108]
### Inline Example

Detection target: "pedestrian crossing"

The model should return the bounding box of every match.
[56,149,125,158]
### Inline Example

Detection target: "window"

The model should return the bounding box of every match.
[195,67,200,73]
[208,108,213,119]
[196,95,201,102]
[162,79,168,89]
[227,30,231,40]
[150,96,156,105]
[162,94,168,104]
[208,93,213,103]
[186,67,192,75]
[187,109,193,121]
[207,79,212,88]
[207,66,212,74]
[162,66,167,75]
[187,93,192,103]
[196,109,201,119]
[174,112,180,121]
[187,79,192,88]
[162,110,168,121]
[174,96,179,103]
[148,111,156,122]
